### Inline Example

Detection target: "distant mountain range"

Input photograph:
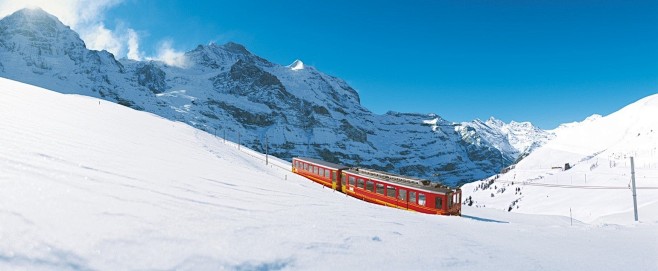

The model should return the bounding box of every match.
[462,94,658,222]
[0,8,553,186]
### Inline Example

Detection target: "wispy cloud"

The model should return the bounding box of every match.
[126,29,142,60]
[147,41,189,68]
[81,22,124,57]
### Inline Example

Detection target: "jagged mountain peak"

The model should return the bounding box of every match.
[0,7,86,56]
[186,41,271,69]
[6,7,57,21]
[2,7,72,34]
[485,116,505,127]
[222,41,251,54]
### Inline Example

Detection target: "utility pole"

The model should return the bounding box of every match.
[630,157,639,222]
[223,129,226,143]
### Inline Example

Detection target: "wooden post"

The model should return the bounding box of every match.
[630,157,639,222]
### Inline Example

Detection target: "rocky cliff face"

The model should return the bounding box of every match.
[0,8,552,186]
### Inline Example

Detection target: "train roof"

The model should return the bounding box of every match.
[343,167,456,194]
[294,157,349,170]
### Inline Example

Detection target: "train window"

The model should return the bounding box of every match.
[319,168,324,176]
[418,193,426,206]
[357,178,365,189]
[376,183,384,194]
[386,186,395,198]
[315,167,319,175]
[398,189,407,201]
[324,169,330,178]
[349,176,356,186]
[304,164,309,171]
[410,191,416,203]
[366,181,374,192]
[436,197,443,209]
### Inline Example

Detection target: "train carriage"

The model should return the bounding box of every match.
[292,157,348,190]
[342,168,461,215]
[292,157,461,216]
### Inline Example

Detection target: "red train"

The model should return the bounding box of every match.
[292,157,461,215]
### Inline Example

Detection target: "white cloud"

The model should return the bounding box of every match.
[147,41,189,68]
[81,23,123,56]
[126,29,142,60]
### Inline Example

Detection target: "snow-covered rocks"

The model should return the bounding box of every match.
[287,59,305,71]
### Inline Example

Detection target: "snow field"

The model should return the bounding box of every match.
[0,77,656,270]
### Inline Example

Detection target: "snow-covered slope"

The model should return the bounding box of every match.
[0,8,550,186]
[1,77,656,271]
[463,95,658,223]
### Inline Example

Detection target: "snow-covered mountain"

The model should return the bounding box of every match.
[0,8,551,186]
[463,95,658,223]
[460,117,555,163]
[1,77,655,270]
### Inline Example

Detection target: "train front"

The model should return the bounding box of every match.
[446,188,462,216]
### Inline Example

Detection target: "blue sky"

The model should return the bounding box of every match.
[12,0,657,129]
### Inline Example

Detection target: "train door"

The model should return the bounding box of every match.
[447,192,452,210]
[331,170,338,191]
[436,194,445,213]
[398,188,408,210]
